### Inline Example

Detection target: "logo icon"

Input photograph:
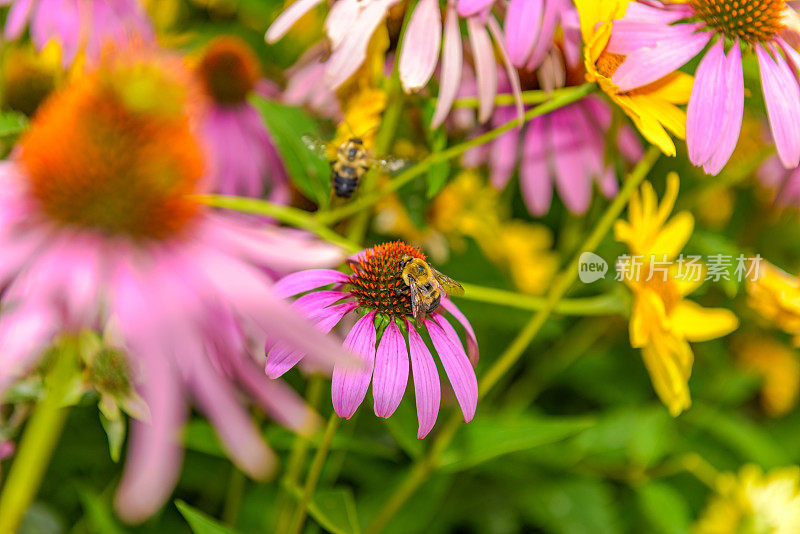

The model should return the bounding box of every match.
[578,252,608,283]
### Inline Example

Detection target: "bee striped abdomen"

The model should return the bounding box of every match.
[332,168,358,198]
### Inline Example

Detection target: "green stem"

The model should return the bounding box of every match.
[459,283,626,316]
[317,83,595,225]
[452,87,582,109]
[222,468,246,526]
[364,145,661,534]
[273,375,325,533]
[0,336,80,534]
[288,414,340,534]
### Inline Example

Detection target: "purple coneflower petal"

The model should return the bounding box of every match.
[4,0,34,39]
[550,106,592,214]
[617,124,645,162]
[332,312,377,419]
[431,2,463,128]
[406,319,441,439]
[505,0,542,66]
[687,40,727,167]
[265,0,325,43]
[325,0,360,48]
[439,299,479,365]
[612,30,711,92]
[399,0,442,92]
[607,21,703,55]
[273,269,350,299]
[467,17,497,123]
[427,316,477,422]
[457,0,494,17]
[31,0,82,66]
[525,0,562,71]
[372,321,409,418]
[487,16,524,126]
[489,106,520,189]
[520,117,552,216]
[703,44,744,175]
[292,290,347,316]
[0,304,56,395]
[758,45,800,169]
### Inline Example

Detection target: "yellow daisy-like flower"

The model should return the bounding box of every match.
[734,336,800,418]
[748,262,800,346]
[615,174,738,415]
[575,0,693,156]
[694,465,800,534]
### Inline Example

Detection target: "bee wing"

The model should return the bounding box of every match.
[302,135,330,159]
[371,155,412,174]
[432,268,465,297]
[407,277,425,326]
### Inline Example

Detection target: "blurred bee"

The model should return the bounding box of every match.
[396,255,465,326]
[302,134,407,199]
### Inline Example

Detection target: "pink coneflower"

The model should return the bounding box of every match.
[196,36,289,202]
[609,0,800,175]
[0,49,354,522]
[460,67,642,216]
[265,0,522,127]
[283,44,342,120]
[266,242,479,438]
[1,0,153,68]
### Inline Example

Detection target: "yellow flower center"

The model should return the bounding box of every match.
[595,51,625,79]
[642,274,681,315]
[347,241,427,316]
[19,55,204,240]
[690,0,785,43]
[197,37,260,106]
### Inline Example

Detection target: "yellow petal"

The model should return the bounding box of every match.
[641,71,694,105]
[671,300,739,342]
[651,211,694,258]
[641,335,693,416]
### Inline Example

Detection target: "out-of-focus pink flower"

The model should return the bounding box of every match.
[196,36,289,202]
[283,44,342,120]
[1,0,153,68]
[265,0,522,128]
[0,49,354,522]
[610,0,800,175]
[266,242,479,439]
[759,155,800,208]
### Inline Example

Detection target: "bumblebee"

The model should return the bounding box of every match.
[396,255,465,326]
[302,134,406,199]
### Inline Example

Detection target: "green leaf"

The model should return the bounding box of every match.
[78,489,126,534]
[439,413,595,471]
[175,500,241,534]
[422,101,451,198]
[636,482,690,534]
[307,488,361,534]
[0,111,28,137]
[250,96,330,207]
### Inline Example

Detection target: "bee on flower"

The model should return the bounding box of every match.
[614,174,738,415]
[267,242,478,438]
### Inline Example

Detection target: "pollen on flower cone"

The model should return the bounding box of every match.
[197,36,260,106]
[348,241,427,316]
[690,0,785,42]
[18,53,205,241]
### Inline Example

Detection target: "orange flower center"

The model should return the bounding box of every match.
[690,0,785,42]
[596,51,625,79]
[347,241,426,316]
[18,55,204,240]
[197,37,260,106]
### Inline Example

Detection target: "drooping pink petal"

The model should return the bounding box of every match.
[325,0,360,48]
[457,0,494,17]
[488,106,520,189]
[431,3,463,128]
[703,43,744,175]
[550,105,592,214]
[426,316,477,422]
[272,269,350,299]
[607,21,704,55]
[687,40,728,167]
[399,0,442,92]
[758,44,800,169]
[265,0,325,43]
[406,319,441,439]
[467,17,497,123]
[332,312,377,419]
[520,117,552,215]
[372,320,409,418]
[612,30,711,92]
[525,0,563,70]
[0,303,56,395]
[4,0,34,39]
[30,0,82,66]
[505,0,543,66]
[616,124,645,162]
[439,299,479,365]
[292,290,348,316]
[487,16,524,126]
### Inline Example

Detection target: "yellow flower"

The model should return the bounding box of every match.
[747,262,800,346]
[575,0,693,156]
[615,174,738,415]
[694,465,800,534]
[734,336,800,418]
